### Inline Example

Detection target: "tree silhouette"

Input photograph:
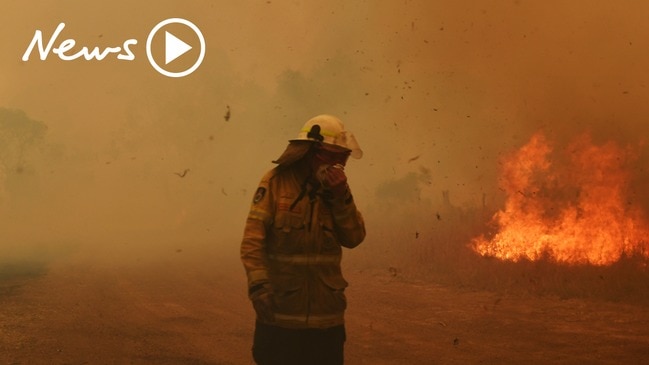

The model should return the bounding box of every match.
[0,108,47,201]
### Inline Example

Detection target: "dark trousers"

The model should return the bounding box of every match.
[252,321,346,365]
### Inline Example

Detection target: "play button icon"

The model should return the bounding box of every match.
[165,31,192,64]
[146,18,206,78]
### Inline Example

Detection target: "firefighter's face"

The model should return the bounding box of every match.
[311,144,350,171]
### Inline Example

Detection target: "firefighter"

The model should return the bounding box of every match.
[240,114,366,365]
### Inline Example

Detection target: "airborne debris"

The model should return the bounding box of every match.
[174,169,190,178]
[388,267,398,277]
[408,155,421,163]
[224,105,231,121]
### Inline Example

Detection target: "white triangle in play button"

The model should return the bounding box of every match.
[165,31,192,65]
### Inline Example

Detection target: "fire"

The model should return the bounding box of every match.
[472,132,649,266]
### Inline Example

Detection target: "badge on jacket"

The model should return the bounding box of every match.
[253,187,266,204]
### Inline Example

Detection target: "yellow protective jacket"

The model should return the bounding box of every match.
[241,167,366,329]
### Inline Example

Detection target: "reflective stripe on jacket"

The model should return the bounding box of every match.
[240,167,366,329]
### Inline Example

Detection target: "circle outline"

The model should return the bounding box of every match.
[146,18,206,78]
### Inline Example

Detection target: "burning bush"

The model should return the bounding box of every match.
[473,132,649,266]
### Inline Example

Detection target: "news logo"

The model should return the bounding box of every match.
[21,17,206,78]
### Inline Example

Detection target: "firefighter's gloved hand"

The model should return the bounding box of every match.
[250,284,275,322]
[323,164,349,198]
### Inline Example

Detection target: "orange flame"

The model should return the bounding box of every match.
[472,132,649,265]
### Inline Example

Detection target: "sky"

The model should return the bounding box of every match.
[2,0,649,263]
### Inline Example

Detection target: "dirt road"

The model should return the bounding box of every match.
[2,247,649,364]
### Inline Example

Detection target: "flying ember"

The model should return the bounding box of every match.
[472,132,649,266]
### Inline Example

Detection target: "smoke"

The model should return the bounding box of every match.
[2,1,649,271]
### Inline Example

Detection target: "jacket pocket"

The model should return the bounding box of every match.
[320,274,348,290]
[318,205,342,253]
[319,223,341,254]
[271,211,305,252]
[273,211,305,232]
[272,275,305,314]
[316,274,349,312]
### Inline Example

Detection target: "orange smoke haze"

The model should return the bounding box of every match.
[1,1,649,268]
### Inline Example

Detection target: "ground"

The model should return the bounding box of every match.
[1,247,649,365]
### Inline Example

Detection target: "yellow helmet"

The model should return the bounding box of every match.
[291,114,363,159]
